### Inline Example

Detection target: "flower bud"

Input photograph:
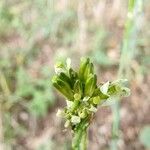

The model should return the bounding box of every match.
[78,110,87,118]
[92,96,101,105]
[74,93,81,100]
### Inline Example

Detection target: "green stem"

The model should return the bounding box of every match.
[81,129,87,150]
[111,0,143,150]
[72,120,89,150]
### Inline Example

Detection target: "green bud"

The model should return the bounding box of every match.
[70,100,80,112]
[108,80,130,97]
[92,96,101,105]
[84,74,97,97]
[74,93,81,100]
[78,110,87,118]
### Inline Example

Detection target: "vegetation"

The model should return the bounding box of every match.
[0,0,149,149]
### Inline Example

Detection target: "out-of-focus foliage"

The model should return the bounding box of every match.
[139,126,150,149]
[0,0,149,149]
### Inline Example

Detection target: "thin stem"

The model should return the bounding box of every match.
[111,0,144,150]
[72,119,89,150]
[80,128,87,150]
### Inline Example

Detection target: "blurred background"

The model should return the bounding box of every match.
[0,0,150,150]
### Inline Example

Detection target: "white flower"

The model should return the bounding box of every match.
[71,115,81,125]
[56,109,65,118]
[54,66,64,75]
[83,96,90,102]
[100,81,109,94]
[89,105,97,113]
[64,120,70,128]
[66,100,73,108]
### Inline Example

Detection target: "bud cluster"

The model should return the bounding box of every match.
[52,58,130,129]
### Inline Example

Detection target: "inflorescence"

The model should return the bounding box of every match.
[52,57,130,130]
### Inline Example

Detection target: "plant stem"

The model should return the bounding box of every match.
[72,119,89,150]
[111,0,143,149]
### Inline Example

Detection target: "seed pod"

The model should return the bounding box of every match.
[84,74,97,97]
[84,62,94,81]
[79,57,90,81]
[59,72,72,88]
[73,80,83,96]
[69,68,78,85]
[52,76,74,100]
